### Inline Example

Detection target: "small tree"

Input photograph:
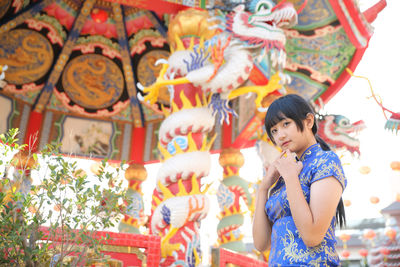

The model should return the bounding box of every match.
[0,128,129,266]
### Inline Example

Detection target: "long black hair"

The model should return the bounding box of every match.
[264,94,346,228]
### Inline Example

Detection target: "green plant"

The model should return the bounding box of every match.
[0,128,129,266]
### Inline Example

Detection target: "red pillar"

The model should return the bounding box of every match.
[130,126,146,163]
[24,110,43,152]
[222,114,233,149]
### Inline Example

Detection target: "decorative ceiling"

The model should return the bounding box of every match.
[0,0,386,163]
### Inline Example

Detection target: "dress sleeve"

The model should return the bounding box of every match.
[311,151,346,190]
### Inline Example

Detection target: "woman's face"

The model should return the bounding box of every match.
[270,117,309,154]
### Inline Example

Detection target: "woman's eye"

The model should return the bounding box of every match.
[283,121,290,126]
[271,129,277,134]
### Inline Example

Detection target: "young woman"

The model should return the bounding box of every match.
[252,94,346,266]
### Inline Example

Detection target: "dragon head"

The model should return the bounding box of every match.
[317,114,366,155]
[226,0,297,49]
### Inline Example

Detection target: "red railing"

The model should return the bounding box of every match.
[39,227,161,266]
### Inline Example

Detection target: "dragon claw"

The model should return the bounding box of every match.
[161,241,182,258]
[228,72,282,108]
[139,64,169,105]
[160,226,182,258]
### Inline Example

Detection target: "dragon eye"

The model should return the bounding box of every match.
[340,119,349,126]
[256,1,273,12]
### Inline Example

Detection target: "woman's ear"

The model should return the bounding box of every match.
[305,113,315,130]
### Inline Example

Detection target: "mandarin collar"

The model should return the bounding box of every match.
[299,143,320,162]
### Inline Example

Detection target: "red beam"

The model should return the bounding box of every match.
[104,0,190,15]
[328,0,367,48]
[363,0,387,23]
[320,46,367,103]
[342,0,373,40]
[232,115,263,149]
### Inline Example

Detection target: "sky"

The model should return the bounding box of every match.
[142,0,400,263]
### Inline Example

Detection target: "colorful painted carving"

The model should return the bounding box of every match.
[142,1,299,264]
[217,148,254,252]
[118,163,148,234]
[140,1,299,117]
[317,114,365,155]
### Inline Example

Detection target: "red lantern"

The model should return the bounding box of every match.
[339,233,351,242]
[359,249,368,257]
[91,8,108,23]
[359,166,371,174]
[390,161,400,171]
[370,196,380,204]
[380,247,390,256]
[385,228,397,240]
[363,229,376,240]
[341,250,350,258]
[344,199,351,207]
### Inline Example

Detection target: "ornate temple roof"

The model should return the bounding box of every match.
[0,0,386,163]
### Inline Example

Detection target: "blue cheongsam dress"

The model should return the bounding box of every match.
[265,143,346,266]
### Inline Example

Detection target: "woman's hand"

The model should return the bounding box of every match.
[272,149,303,181]
[259,163,280,192]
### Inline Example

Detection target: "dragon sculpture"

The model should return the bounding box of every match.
[143,0,300,265]
[317,114,365,155]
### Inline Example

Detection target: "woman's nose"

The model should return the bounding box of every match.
[277,129,286,140]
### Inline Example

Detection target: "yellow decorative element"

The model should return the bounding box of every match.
[171,101,179,113]
[199,36,205,49]
[157,142,171,162]
[174,140,185,154]
[158,173,204,200]
[143,62,190,105]
[253,249,270,262]
[219,148,244,168]
[193,246,201,265]
[204,133,217,151]
[179,90,194,110]
[174,33,185,51]
[190,174,201,195]
[219,231,244,244]
[223,166,237,178]
[125,163,147,181]
[161,227,181,258]
[176,179,188,197]
[161,104,170,118]
[345,67,389,120]
[170,91,206,112]
[121,218,141,228]
[201,182,213,195]
[195,93,203,108]
[168,8,220,51]
[187,132,198,151]
[228,72,282,108]
[219,205,244,217]
[158,181,175,200]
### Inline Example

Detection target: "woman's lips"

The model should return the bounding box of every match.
[282,141,291,147]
